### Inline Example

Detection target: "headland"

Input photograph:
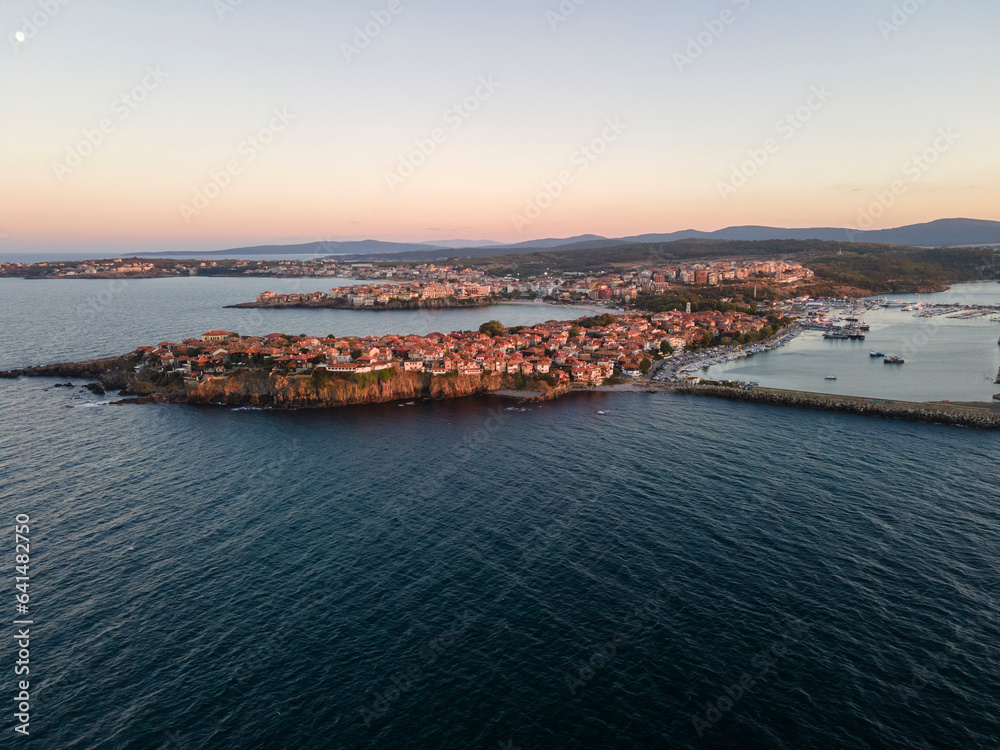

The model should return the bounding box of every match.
[3,309,999,428]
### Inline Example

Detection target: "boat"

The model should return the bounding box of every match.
[859,322,871,331]
[869,351,885,357]
[824,375,837,380]
[884,355,904,364]
[597,410,606,415]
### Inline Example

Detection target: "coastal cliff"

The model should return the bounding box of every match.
[179,369,562,407]
[5,355,997,429]
[0,356,568,408]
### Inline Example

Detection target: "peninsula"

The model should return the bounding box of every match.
[5,310,999,428]
[1,311,788,407]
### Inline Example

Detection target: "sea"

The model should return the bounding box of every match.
[1,277,998,749]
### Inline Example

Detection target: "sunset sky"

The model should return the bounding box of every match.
[2,0,998,254]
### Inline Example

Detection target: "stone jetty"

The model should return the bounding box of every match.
[672,382,1000,429]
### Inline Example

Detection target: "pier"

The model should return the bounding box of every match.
[671,382,1000,429]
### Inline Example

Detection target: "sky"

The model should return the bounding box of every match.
[2,0,999,254]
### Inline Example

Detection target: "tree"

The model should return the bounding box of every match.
[640,358,652,375]
[569,324,581,338]
[580,313,616,328]
[479,320,506,337]
[659,340,673,356]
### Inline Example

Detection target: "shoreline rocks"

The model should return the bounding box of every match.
[5,356,1000,428]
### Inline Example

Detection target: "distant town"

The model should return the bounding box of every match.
[0,255,813,295]
[223,260,814,310]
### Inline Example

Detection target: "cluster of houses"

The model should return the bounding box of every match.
[0,258,264,279]
[0,259,160,277]
[255,280,496,307]
[246,259,814,308]
[533,261,814,303]
[136,310,780,386]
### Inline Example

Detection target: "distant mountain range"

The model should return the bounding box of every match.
[160,218,1000,260]
[617,218,1000,247]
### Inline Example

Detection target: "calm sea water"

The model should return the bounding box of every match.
[708,283,1000,402]
[1,279,998,749]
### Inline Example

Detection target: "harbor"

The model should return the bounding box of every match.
[653,326,804,384]
[695,283,1000,404]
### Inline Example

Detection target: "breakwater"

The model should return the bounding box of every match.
[672,382,1000,429]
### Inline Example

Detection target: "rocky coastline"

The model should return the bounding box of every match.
[224,297,494,311]
[0,355,569,408]
[4,356,999,428]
